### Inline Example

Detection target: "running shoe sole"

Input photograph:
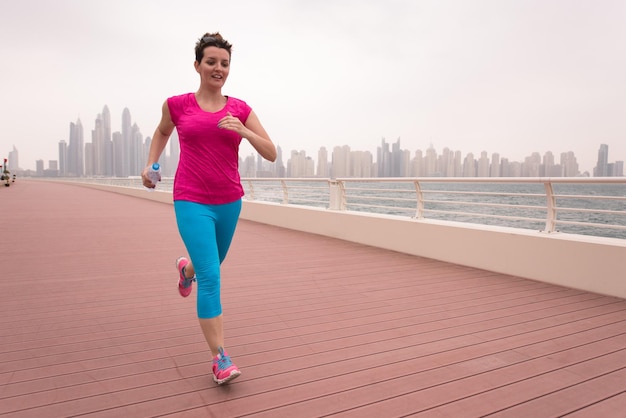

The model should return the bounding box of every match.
[213,369,242,385]
[176,256,193,297]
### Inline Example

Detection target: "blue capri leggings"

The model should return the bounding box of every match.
[174,199,242,319]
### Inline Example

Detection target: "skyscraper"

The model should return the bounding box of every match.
[490,153,501,177]
[8,145,19,171]
[121,108,132,177]
[391,138,403,177]
[58,140,67,176]
[424,145,437,176]
[331,146,350,178]
[102,105,113,176]
[92,113,105,176]
[542,151,555,177]
[112,132,124,177]
[560,152,579,177]
[377,138,391,177]
[442,148,455,177]
[68,119,84,177]
[594,144,609,177]
[317,147,329,177]
[463,153,476,177]
[477,151,490,177]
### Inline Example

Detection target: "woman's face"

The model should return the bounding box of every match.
[195,46,230,88]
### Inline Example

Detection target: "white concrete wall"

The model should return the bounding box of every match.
[66,182,626,299]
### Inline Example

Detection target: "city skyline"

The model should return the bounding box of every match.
[2,1,626,175]
[6,104,624,179]
[3,101,624,176]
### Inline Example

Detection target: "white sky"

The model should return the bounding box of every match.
[1,0,625,173]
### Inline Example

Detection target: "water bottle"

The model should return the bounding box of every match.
[146,162,161,190]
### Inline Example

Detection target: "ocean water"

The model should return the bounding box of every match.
[241,181,626,240]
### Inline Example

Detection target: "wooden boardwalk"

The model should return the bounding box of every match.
[1,180,625,418]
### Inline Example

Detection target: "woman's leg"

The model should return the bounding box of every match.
[198,199,241,355]
[174,200,241,356]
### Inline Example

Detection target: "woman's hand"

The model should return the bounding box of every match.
[218,112,249,136]
[219,110,276,162]
[141,165,160,188]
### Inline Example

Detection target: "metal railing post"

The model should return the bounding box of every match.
[413,180,424,219]
[543,181,557,232]
[328,180,345,210]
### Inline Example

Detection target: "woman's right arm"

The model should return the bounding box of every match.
[142,100,175,188]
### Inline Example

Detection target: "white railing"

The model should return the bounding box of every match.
[55,176,626,239]
[242,177,626,239]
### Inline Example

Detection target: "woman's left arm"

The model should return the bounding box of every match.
[219,111,277,162]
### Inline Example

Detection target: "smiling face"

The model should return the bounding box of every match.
[195,46,230,89]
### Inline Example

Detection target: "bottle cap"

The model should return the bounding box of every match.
[151,163,160,170]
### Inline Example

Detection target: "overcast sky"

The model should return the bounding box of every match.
[1,0,624,173]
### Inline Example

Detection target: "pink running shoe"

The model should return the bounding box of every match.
[212,347,241,385]
[176,256,195,297]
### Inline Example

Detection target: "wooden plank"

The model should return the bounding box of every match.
[1,180,624,418]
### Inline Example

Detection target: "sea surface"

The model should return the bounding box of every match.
[240,181,626,240]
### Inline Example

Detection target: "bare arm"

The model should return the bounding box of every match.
[142,100,175,188]
[218,110,277,162]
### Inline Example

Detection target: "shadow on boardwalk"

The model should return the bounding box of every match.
[1,180,625,417]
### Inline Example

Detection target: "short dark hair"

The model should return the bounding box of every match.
[195,32,232,63]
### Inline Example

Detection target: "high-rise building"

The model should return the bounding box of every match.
[377,138,391,177]
[8,145,19,171]
[477,151,490,177]
[453,151,463,177]
[238,153,255,177]
[92,113,105,176]
[523,152,541,177]
[594,144,609,177]
[490,153,500,177]
[317,147,329,177]
[442,148,455,177]
[424,145,437,176]
[391,138,403,177]
[331,146,350,178]
[560,152,579,177]
[542,151,555,177]
[350,150,374,177]
[58,140,67,176]
[400,149,411,177]
[84,142,93,176]
[501,158,511,177]
[287,150,310,177]
[463,153,476,177]
[112,132,124,177]
[121,108,132,177]
[68,119,84,177]
[411,150,423,177]
[102,105,113,176]
[36,159,44,176]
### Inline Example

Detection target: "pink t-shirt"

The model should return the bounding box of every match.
[167,93,252,205]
